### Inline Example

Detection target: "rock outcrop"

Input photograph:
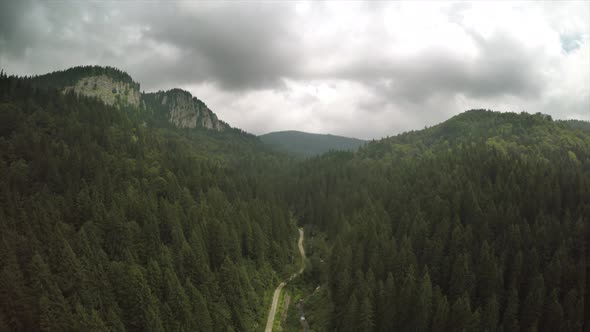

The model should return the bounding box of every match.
[29,65,229,131]
[145,89,228,131]
[63,74,141,108]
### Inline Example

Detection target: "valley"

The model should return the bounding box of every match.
[1,1,588,331]
[265,228,306,332]
[0,67,588,331]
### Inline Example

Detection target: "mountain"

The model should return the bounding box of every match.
[259,130,366,157]
[142,88,228,131]
[0,71,293,331]
[28,65,228,131]
[290,109,590,331]
[28,65,141,109]
[1,64,589,332]
[360,109,589,160]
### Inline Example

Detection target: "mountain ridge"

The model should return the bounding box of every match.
[1,69,589,331]
[259,130,366,157]
[26,65,229,131]
[359,109,590,161]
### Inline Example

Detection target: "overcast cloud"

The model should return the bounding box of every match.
[1,1,588,139]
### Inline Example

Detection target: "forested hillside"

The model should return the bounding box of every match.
[1,68,588,332]
[291,110,590,331]
[259,130,366,157]
[27,66,228,131]
[27,66,140,91]
[0,72,296,331]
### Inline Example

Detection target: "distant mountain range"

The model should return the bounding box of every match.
[259,130,367,157]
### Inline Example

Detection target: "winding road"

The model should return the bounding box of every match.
[265,228,305,332]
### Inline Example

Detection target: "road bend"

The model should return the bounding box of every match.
[264,228,305,332]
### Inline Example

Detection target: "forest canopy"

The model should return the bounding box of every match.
[0,69,588,331]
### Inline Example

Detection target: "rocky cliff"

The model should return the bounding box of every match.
[144,89,228,131]
[29,66,141,109]
[29,66,229,131]
[63,74,140,108]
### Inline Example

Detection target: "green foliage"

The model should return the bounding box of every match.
[291,110,590,331]
[0,73,295,331]
[1,67,588,331]
[559,119,590,132]
[27,65,140,91]
[259,130,366,157]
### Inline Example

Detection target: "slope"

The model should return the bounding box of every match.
[260,130,366,157]
[291,109,590,331]
[27,66,228,131]
[0,71,296,331]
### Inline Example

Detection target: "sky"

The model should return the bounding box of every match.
[1,1,589,139]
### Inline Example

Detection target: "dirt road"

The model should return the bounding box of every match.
[264,228,305,332]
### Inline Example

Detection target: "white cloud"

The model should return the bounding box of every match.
[1,0,588,138]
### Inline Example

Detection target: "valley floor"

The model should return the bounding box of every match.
[265,228,306,332]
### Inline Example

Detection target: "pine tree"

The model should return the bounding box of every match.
[520,274,545,330]
[449,254,472,301]
[74,304,109,331]
[341,293,359,332]
[501,287,520,332]
[480,295,499,332]
[415,270,433,331]
[539,290,563,332]
[431,291,449,331]
[0,251,35,331]
[449,293,472,331]
[380,272,396,331]
[476,241,497,303]
[358,294,375,331]
[162,268,191,329]
[185,279,213,332]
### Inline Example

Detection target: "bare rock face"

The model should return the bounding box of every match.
[30,66,229,131]
[152,89,228,131]
[63,75,141,108]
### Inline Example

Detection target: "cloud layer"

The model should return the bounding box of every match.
[1,1,588,139]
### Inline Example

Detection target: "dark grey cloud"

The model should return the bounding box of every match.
[0,0,39,58]
[1,1,143,73]
[135,3,301,91]
[387,33,544,101]
[0,1,304,92]
[316,29,545,110]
